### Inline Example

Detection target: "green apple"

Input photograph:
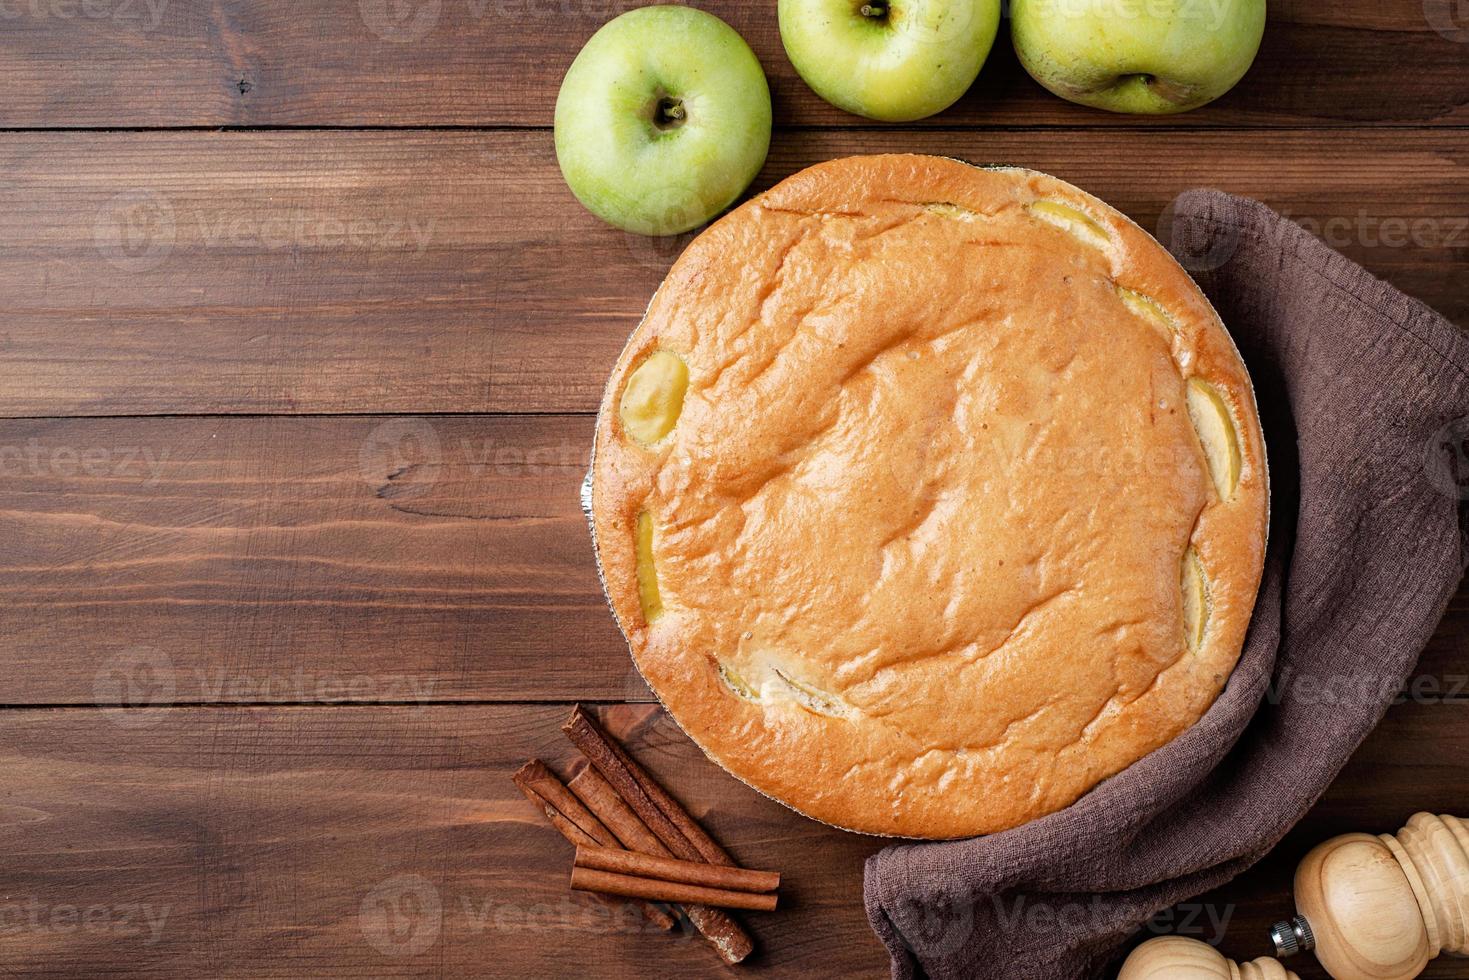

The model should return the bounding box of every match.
[1011,0,1266,114]
[554,6,771,237]
[779,0,1001,122]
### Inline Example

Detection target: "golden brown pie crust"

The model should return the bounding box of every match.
[589,155,1268,839]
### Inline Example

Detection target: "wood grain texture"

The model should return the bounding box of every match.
[0,414,629,704]
[0,128,1464,417]
[0,700,1461,978]
[0,703,885,977]
[0,0,1465,128]
[1,4,1466,977]
[1,413,1465,706]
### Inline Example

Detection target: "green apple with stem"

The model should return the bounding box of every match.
[554,6,771,237]
[1011,0,1266,114]
[779,0,1002,122]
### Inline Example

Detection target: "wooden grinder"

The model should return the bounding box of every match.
[1269,812,1468,980]
[1119,935,1299,979]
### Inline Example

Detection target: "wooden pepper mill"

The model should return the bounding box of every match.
[1269,812,1467,980]
[1119,935,1299,979]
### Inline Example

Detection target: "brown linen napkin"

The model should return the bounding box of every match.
[863,189,1469,980]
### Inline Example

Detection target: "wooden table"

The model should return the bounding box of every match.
[0,1,1465,976]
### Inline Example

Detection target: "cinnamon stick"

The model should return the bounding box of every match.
[567,761,667,856]
[565,754,754,964]
[510,760,675,932]
[513,760,620,848]
[562,705,732,865]
[571,866,779,913]
[575,844,780,894]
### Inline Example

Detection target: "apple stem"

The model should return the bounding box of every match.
[860,2,886,17]
[654,97,686,128]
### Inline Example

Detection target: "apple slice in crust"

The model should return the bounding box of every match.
[923,202,982,222]
[635,510,664,623]
[1181,547,1210,652]
[1026,200,1112,248]
[770,667,850,718]
[1116,286,1178,337]
[715,660,759,701]
[619,350,689,446]
[1185,378,1242,500]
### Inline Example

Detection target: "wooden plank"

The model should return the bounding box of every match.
[0,702,888,977]
[0,414,632,705]
[0,700,1462,978]
[0,0,1464,128]
[1,414,1465,706]
[0,128,1465,417]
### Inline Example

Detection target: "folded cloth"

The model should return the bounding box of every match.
[863,189,1469,980]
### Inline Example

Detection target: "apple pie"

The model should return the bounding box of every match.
[586,154,1268,839]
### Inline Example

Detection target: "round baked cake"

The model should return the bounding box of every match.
[588,155,1267,839]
